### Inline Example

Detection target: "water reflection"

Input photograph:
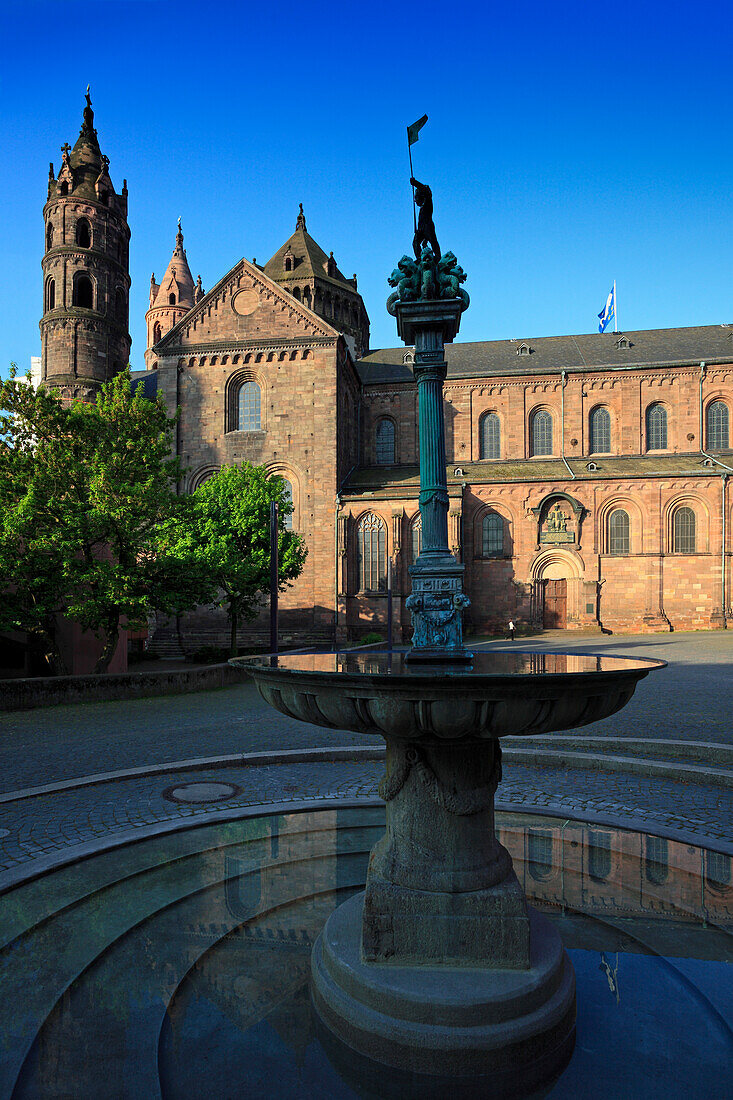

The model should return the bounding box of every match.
[247,651,665,678]
[8,807,731,1100]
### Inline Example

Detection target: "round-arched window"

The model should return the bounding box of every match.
[646,403,668,450]
[73,274,93,309]
[608,509,630,554]
[75,218,91,248]
[479,412,500,459]
[482,512,504,557]
[673,506,696,553]
[531,409,553,456]
[590,407,611,453]
[376,418,395,465]
[237,381,261,431]
[706,400,729,451]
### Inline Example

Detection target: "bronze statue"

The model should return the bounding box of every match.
[411,177,441,262]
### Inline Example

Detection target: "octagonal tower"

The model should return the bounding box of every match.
[40,91,131,401]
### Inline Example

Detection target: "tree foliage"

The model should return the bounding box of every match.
[165,463,307,656]
[0,367,211,673]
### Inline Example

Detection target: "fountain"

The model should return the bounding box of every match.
[238,183,665,1091]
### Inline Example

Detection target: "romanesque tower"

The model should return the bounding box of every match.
[41,90,131,401]
[145,221,202,369]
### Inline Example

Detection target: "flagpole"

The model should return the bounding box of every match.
[614,279,618,333]
[408,134,417,234]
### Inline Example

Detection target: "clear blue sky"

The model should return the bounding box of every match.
[2,0,732,378]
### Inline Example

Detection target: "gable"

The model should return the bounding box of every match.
[156,257,337,351]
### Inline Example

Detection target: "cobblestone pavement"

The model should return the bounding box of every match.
[1,632,732,798]
[0,631,730,886]
[0,754,730,883]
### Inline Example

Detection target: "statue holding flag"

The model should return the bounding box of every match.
[411,178,441,262]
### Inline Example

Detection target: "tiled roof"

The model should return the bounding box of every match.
[356,325,733,385]
[130,370,158,400]
[263,224,356,294]
[340,453,732,496]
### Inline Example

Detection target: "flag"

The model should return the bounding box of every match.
[407,114,428,146]
[598,284,616,333]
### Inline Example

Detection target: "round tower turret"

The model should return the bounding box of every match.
[40,89,131,402]
[145,219,197,369]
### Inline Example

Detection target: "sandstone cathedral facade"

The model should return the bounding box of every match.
[41,98,733,651]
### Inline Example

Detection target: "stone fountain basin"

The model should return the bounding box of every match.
[233,651,666,741]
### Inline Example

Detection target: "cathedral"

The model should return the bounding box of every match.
[40,96,733,653]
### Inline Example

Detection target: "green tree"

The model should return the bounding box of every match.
[0,367,213,673]
[166,463,307,656]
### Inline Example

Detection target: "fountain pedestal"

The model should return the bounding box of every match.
[239,652,664,1084]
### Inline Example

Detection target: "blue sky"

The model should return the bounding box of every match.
[2,0,732,377]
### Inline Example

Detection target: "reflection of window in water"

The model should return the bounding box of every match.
[588,831,612,881]
[705,850,731,889]
[645,835,669,885]
[527,829,554,880]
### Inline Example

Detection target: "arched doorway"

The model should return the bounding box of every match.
[530,551,584,629]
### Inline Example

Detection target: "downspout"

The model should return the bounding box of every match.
[334,493,341,644]
[560,370,575,480]
[699,362,733,472]
[722,475,728,628]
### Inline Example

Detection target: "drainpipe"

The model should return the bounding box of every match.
[560,371,575,480]
[699,363,733,472]
[334,493,341,645]
[722,475,728,628]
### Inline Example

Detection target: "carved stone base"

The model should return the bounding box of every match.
[312,892,576,1081]
[407,556,471,662]
[362,869,530,969]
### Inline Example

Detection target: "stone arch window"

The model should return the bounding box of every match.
[706,400,729,451]
[46,223,53,250]
[588,831,612,882]
[589,406,611,453]
[45,277,56,311]
[59,181,69,196]
[75,218,91,248]
[72,273,94,309]
[527,829,553,881]
[169,293,176,305]
[411,513,422,562]
[376,417,396,464]
[115,287,125,322]
[673,505,696,553]
[153,321,162,344]
[357,513,387,591]
[482,511,504,557]
[237,380,261,431]
[608,508,630,555]
[646,402,667,450]
[530,408,553,456]
[705,850,731,889]
[293,287,301,301]
[479,411,501,459]
[645,835,668,885]
[303,287,312,309]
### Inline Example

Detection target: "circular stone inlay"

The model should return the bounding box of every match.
[232,288,259,316]
[163,781,241,804]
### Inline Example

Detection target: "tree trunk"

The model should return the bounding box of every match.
[229,602,238,658]
[37,626,68,677]
[94,617,120,674]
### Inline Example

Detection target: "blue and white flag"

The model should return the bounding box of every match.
[598,284,616,333]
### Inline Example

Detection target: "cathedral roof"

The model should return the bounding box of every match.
[263,206,357,292]
[151,222,196,311]
[357,324,733,384]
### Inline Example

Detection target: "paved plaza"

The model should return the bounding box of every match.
[0,631,731,890]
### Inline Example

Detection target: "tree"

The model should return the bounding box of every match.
[166,464,307,656]
[0,367,213,673]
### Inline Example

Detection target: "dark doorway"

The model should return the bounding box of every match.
[543,579,567,628]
